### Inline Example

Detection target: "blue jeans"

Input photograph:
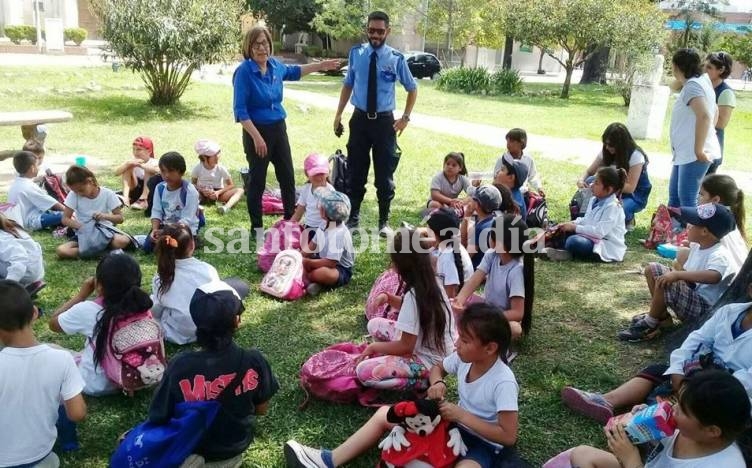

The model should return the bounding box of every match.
[622,195,646,223]
[565,234,597,260]
[40,211,63,229]
[668,161,711,208]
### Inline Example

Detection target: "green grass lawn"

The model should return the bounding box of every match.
[0,67,749,467]
[290,75,752,173]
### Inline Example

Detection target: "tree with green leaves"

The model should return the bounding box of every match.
[505,0,665,99]
[420,0,507,51]
[311,0,399,40]
[91,0,242,106]
[664,0,727,48]
[246,0,320,33]
[719,31,752,68]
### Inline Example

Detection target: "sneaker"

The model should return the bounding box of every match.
[617,318,662,342]
[560,387,614,424]
[400,221,415,230]
[630,313,674,328]
[284,440,328,468]
[217,205,228,215]
[625,218,636,232]
[130,199,148,210]
[306,283,322,296]
[25,280,47,298]
[544,248,572,261]
[378,223,394,238]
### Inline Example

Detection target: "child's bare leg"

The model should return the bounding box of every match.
[110,234,131,250]
[308,266,340,286]
[644,264,657,295]
[140,181,151,202]
[121,169,136,205]
[570,445,621,468]
[427,200,442,210]
[331,406,392,466]
[602,377,654,409]
[219,188,244,210]
[56,242,80,259]
[509,321,522,340]
[647,284,669,320]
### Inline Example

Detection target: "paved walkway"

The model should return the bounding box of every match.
[197,67,752,192]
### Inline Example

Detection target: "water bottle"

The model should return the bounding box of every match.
[56,405,79,452]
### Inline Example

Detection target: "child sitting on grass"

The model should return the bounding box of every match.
[0,212,44,290]
[8,151,65,231]
[428,152,475,211]
[561,370,749,468]
[562,281,752,426]
[148,280,278,467]
[284,303,522,468]
[461,184,503,269]
[493,128,544,196]
[291,153,335,238]
[57,165,132,259]
[0,280,87,468]
[618,203,738,342]
[427,207,473,299]
[454,214,532,340]
[494,153,529,222]
[114,136,159,209]
[302,188,354,296]
[191,139,244,215]
[544,166,627,262]
[144,151,201,253]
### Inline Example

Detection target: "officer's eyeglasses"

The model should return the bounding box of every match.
[367,28,386,35]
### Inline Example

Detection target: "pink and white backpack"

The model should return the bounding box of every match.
[261,190,285,215]
[365,269,404,321]
[260,249,306,300]
[299,342,379,408]
[257,219,303,272]
[100,309,166,396]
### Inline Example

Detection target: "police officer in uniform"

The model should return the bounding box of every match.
[334,11,418,236]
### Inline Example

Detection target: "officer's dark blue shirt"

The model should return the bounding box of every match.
[233,57,301,125]
[343,43,417,113]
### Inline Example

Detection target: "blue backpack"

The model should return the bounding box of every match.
[156,180,206,229]
[110,401,220,468]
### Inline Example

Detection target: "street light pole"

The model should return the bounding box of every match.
[33,0,43,53]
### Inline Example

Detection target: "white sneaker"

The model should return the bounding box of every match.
[544,247,572,261]
[378,224,394,238]
[217,205,228,215]
[284,440,328,468]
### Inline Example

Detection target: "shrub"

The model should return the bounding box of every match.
[489,68,523,95]
[272,40,282,53]
[436,67,490,94]
[4,25,36,44]
[64,27,88,45]
[90,0,242,106]
[302,45,321,57]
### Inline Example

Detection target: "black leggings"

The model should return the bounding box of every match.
[242,120,296,229]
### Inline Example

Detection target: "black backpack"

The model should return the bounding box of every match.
[523,191,549,229]
[329,149,349,194]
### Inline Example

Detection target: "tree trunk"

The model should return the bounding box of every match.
[580,45,610,84]
[502,35,514,70]
[537,48,546,74]
[560,62,574,99]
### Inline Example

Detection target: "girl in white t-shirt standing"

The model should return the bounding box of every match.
[356,229,456,391]
[190,139,244,215]
[152,224,220,344]
[49,253,154,396]
[56,165,132,259]
[284,303,521,468]
[668,48,721,209]
[291,153,334,239]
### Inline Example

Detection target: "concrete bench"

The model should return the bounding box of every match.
[0,110,73,160]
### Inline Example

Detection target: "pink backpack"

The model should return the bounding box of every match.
[259,249,306,300]
[262,190,284,215]
[643,204,688,249]
[100,309,166,396]
[299,342,379,408]
[257,219,303,272]
[365,269,405,321]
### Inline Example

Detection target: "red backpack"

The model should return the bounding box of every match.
[299,342,379,408]
[100,309,167,396]
[41,169,68,204]
[643,204,688,249]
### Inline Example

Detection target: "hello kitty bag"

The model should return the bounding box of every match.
[259,249,306,300]
[100,308,166,396]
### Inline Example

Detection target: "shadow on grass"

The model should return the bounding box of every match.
[37,94,215,123]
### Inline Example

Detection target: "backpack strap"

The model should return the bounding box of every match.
[156,180,189,206]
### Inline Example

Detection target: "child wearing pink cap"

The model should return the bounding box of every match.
[115,136,159,209]
[291,153,334,239]
[190,139,244,215]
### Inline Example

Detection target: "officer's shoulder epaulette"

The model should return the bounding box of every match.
[391,50,404,58]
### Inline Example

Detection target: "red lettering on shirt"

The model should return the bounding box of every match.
[241,369,259,394]
[179,370,259,400]
[179,375,207,401]
[206,373,235,400]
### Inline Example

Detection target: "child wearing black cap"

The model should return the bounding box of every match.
[461,184,503,269]
[494,153,529,222]
[148,281,278,467]
[427,208,473,298]
[619,202,739,342]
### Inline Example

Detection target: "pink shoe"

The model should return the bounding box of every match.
[561,386,614,424]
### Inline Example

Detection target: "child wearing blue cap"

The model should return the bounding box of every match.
[619,202,739,342]
[303,188,355,296]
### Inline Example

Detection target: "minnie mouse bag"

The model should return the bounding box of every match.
[259,249,305,300]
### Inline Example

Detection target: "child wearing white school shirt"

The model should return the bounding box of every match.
[8,151,65,231]
[0,212,44,288]
[291,153,335,235]
[0,280,86,468]
[190,139,244,215]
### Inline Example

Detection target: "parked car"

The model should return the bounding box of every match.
[339,51,441,80]
[405,52,441,80]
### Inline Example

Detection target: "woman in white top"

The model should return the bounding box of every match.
[152,224,220,344]
[705,51,736,174]
[0,212,43,287]
[668,48,721,209]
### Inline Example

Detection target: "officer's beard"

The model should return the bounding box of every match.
[369,37,386,49]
